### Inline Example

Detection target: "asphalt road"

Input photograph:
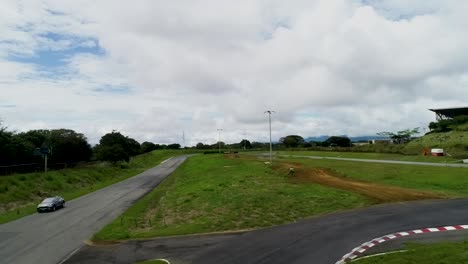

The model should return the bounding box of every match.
[65,199,468,264]
[0,155,189,264]
[281,154,468,168]
[192,199,468,264]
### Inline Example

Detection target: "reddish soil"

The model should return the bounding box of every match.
[275,163,444,203]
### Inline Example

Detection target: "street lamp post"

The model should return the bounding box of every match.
[217,129,223,153]
[264,110,275,163]
[241,131,247,150]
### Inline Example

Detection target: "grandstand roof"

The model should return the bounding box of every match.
[429,107,468,120]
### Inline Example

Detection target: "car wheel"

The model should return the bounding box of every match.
[52,206,56,212]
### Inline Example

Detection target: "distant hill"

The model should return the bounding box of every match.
[306,135,386,142]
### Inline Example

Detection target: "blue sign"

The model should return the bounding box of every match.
[40,147,50,154]
[33,148,42,156]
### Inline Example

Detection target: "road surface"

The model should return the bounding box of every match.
[65,198,468,264]
[193,199,468,264]
[0,155,189,264]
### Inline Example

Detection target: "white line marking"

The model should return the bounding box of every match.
[335,224,468,263]
[154,259,170,264]
[350,250,408,262]
[57,245,83,264]
[161,157,173,164]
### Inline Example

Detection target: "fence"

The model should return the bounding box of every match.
[0,161,95,176]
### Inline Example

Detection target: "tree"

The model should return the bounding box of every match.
[251,142,268,149]
[428,122,438,131]
[17,130,49,147]
[196,142,208,149]
[167,143,181,149]
[377,128,419,144]
[280,135,305,148]
[45,129,92,163]
[125,137,141,156]
[95,144,129,163]
[0,129,36,166]
[210,142,225,149]
[141,141,158,153]
[239,139,252,149]
[323,136,351,147]
[95,131,140,163]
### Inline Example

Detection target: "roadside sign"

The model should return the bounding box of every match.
[33,148,42,156]
[40,147,50,154]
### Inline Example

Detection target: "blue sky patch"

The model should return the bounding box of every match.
[359,0,437,21]
[8,44,104,67]
[7,32,105,68]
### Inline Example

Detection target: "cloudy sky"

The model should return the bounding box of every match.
[1,0,467,146]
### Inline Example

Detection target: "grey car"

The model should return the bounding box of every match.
[37,196,65,213]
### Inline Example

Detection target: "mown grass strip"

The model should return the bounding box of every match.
[281,156,468,196]
[351,241,468,264]
[0,150,184,224]
[93,154,372,241]
[277,151,460,163]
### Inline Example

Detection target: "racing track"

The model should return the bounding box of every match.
[192,198,468,264]
[65,198,468,264]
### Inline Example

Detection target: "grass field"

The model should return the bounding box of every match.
[0,150,181,224]
[93,154,373,240]
[352,241,468,264]
[276,151,460,163]
[280,156,468,196]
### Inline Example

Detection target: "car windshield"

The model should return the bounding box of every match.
[42,198,55,203]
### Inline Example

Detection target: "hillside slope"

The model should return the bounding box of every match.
[407,123,468,158]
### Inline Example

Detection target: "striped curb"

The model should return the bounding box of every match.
[335,224,468,264]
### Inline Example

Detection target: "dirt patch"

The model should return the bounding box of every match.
[277,164,444,203]
[224,155,444,202]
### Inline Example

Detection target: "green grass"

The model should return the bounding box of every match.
[0,150,182,224]
[93,154,372,240]
[280,156,468,196]
[352,241,468,264]
[277,151,460,163]
[407,128,468,159]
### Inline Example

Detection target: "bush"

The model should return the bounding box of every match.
[95,144,130,163]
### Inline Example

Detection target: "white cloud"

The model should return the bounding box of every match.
[1,0,468,146]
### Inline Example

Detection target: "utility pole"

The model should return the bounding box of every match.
[264,110,275,163]
[217,129,223,153]
[241,131,247,150]
[44,153,48,174]
[182,131,185,148]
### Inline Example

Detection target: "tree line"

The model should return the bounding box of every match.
[0,122,180,175]
[193,135,352,151]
